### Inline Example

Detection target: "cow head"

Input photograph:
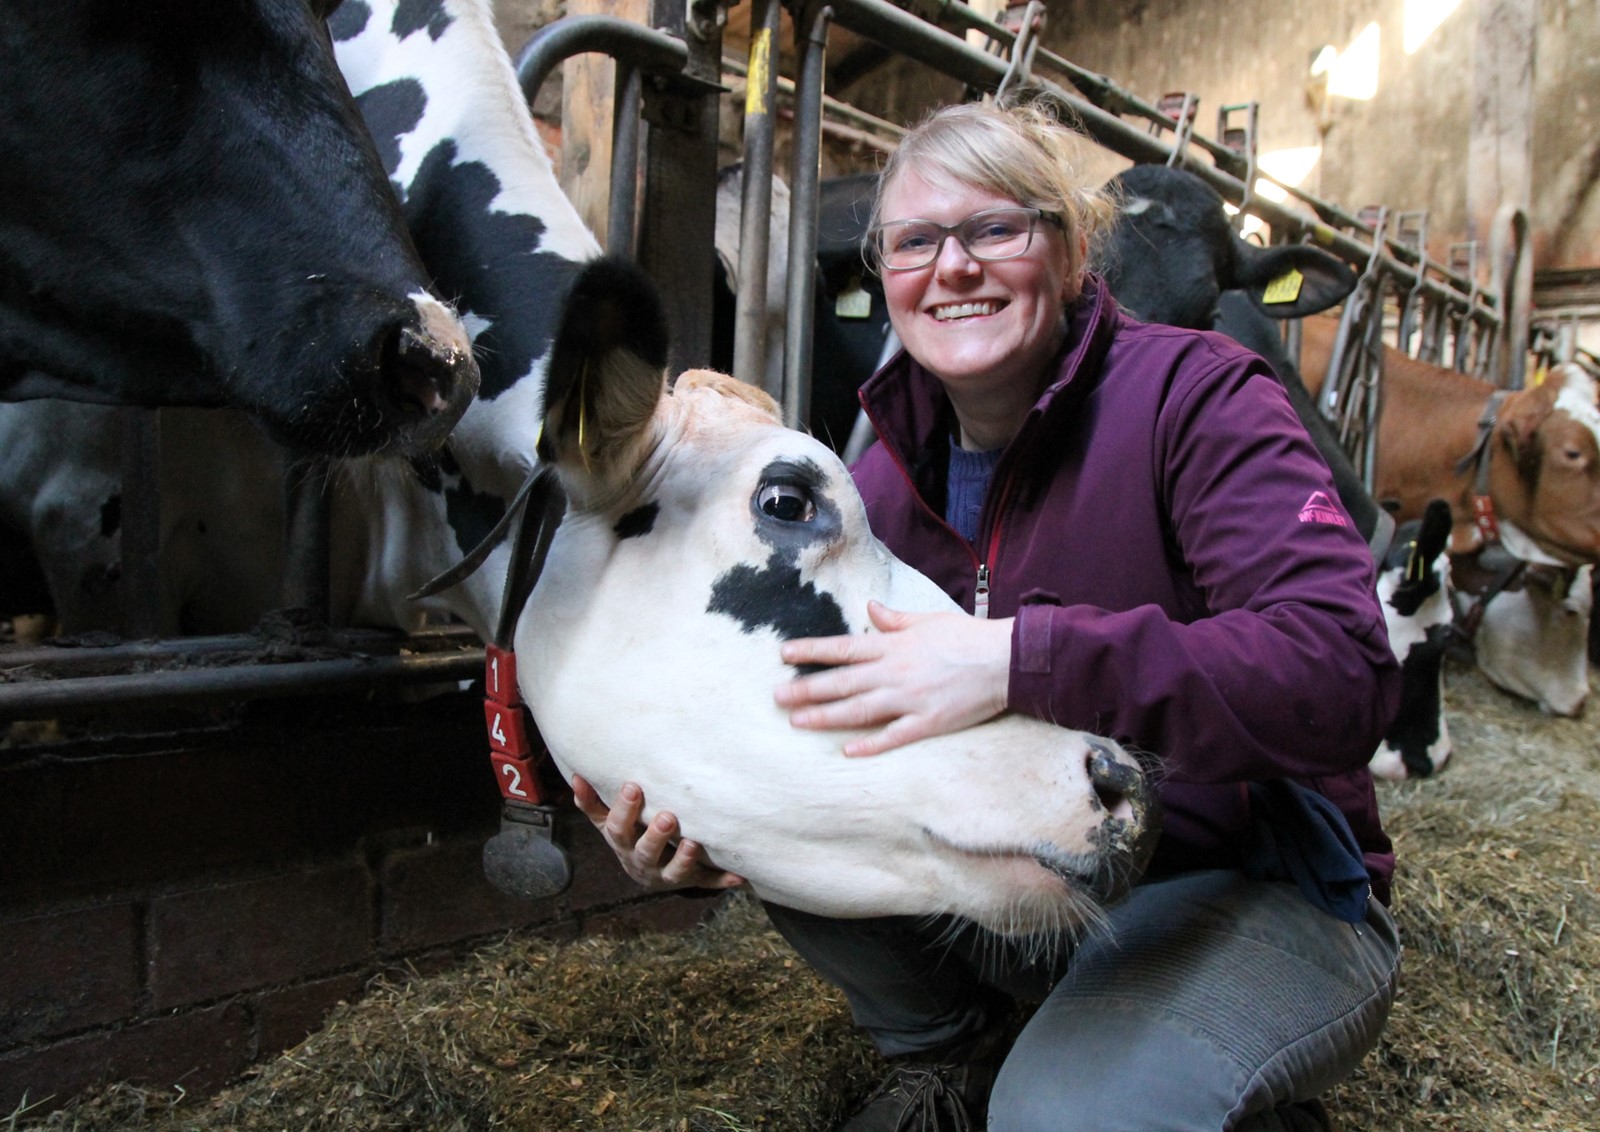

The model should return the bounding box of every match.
[1486,363,1600,567]
[1103,165,1356,329]
[1370,499,1456,781]
[517,258,1158,937]
[1473,564,1592,717]
[0,0,480,456]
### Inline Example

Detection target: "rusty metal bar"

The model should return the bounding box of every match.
[0,648,483,723]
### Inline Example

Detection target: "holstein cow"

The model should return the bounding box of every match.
[519,256,1158,934]
[1297,318,1600,712]
[1101,164,1465,777]
[0,0,478,456]
[1470,564,1592,717]
[1101,164,1390,557]
[1370,501,1456,780]
[0,0,597,639]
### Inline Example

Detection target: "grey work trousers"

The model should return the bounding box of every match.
[764,869,1401,1132]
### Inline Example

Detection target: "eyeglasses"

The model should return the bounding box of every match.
[867,207,1063,272]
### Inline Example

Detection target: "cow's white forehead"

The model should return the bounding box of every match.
[1552,364,1600,437]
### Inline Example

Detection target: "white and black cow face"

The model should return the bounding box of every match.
[515,259,1157,938]
[1371,499,1456,781]
[1474,564,1592,718]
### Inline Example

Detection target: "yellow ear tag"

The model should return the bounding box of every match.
[1532,364,1549,387]
[1262,269,1305,305]
[835,276,873,320]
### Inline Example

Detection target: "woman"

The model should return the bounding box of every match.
[575,94,1402,1132]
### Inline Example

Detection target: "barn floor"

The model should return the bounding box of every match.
[9,657,1599,1132]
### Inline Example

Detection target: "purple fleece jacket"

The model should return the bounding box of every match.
[852,274,1401,902]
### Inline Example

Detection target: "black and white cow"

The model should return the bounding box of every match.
[1370,500,1456,780]
[1470,563,1592,718]
[0,0,478,455]
[0,0,598,639]
[522,256,1158,933]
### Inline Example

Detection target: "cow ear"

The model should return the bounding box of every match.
[539,257,671,484]
[1234,242,1357,318]
[1497,382,1558,471]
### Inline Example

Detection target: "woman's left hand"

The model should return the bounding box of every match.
[773,600,1013,757]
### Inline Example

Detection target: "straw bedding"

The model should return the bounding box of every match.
[13,658,1598,1131]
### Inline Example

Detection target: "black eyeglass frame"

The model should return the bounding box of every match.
[865,206,1065,272]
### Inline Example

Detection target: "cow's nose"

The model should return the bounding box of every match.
[1085,741,1140,824]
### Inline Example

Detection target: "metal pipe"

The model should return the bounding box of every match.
[513,14,688,108]
[825,0,1500,333]
[781,2,832,431]
[732,0,781,395]
[0,626,477,675]
[608,63,643,258]
[0,650,484,723]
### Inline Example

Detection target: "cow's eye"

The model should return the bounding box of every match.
[757,482,816,523]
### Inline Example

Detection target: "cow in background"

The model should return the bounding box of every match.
[1370,501,1456,780]
[1297,320,1600,714]
[1102,164,1471,777]
[1101,164,1391,558]
[0,0,599,641]
[0,0,479,456]
[1468,564,1592,717]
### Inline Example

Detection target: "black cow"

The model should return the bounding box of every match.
[0,0,479,456]
[1101,164,1390,556]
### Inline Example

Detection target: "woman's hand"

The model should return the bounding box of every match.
[570,774,745,893]
[774,600,1013,757]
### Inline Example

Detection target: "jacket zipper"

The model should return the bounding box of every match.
[860,397,1017,620]
[973,469,1017,620]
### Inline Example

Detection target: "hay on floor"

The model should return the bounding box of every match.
[15,658,1600,1132]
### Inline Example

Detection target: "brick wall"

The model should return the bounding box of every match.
[0,691,715,1117]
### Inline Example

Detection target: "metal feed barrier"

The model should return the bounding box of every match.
[0,0,1510,724]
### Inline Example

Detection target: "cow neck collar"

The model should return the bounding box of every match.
[1455,389,1510,548]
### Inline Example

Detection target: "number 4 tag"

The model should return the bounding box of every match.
[484,700,531,755]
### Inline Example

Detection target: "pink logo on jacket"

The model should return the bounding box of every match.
[1298,491,1349,528]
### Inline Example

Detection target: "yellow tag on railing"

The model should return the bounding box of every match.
[745,30,771,118]
[1262,268,1305,305]
[835,277,873,319]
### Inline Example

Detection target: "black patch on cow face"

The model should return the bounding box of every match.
[353,79,426,180]
[402,141,585,400]
[327,0,372,40]
[708,552,850,675]
[392,0,452,41]
[614,503,658,540]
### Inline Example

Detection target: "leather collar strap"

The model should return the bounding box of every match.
[1453,390,1509,546]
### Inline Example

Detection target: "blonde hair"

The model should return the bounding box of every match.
[870,91,1114,292]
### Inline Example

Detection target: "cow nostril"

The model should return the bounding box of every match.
[1085,741,1139,823]
[387,323,454,416]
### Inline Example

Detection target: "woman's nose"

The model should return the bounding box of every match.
[933,234,981,277]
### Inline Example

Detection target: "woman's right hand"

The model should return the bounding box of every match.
[570,774,745,893]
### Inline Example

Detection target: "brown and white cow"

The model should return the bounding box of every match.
[1298,316,1600,568]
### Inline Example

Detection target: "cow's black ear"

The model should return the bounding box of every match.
[1234,242,1357,318]
[539,257,671,471]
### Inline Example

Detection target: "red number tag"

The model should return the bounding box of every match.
[485,644,522,707]
[490,752,541,802]
[484,699,531,756]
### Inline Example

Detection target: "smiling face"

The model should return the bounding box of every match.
[878,170,1077,412]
